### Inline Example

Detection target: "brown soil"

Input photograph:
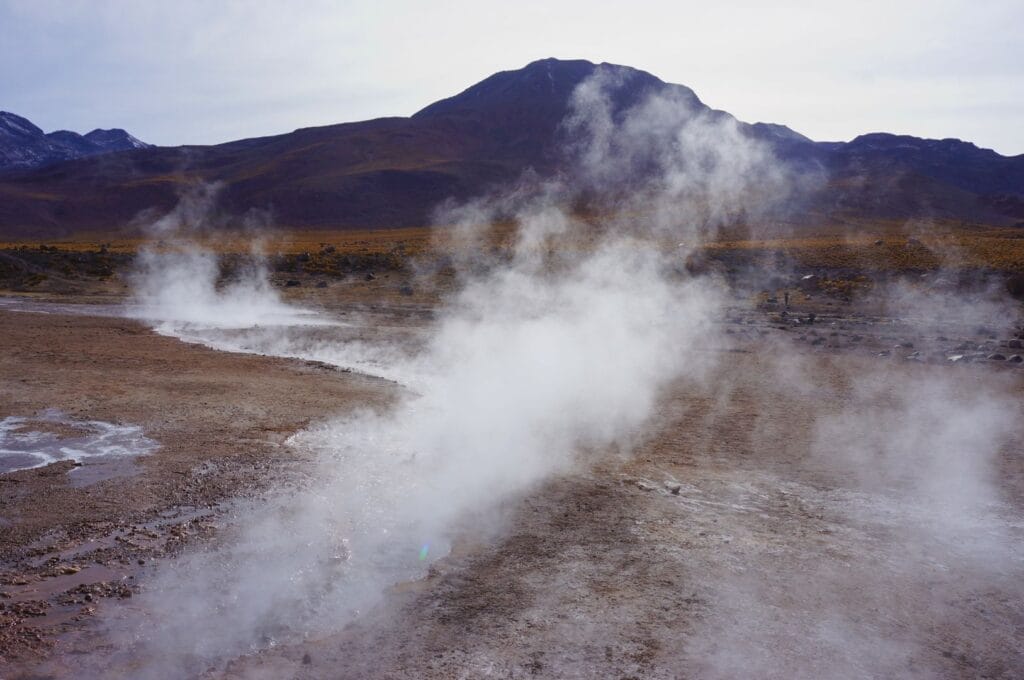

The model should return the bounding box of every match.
[220,349,1024,680]
[0,307,396,664]
[2,293,1023,679]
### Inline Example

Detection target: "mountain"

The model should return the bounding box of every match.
[0,111,149,172]
[0,59,1021,239]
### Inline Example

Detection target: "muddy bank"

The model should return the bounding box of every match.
[0,307,396,664]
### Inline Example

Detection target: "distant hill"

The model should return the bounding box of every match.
[0,111,149,173]
[0,59,1021,239]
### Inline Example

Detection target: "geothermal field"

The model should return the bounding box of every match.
[2,34,1024,680]
[3,227,1024,679]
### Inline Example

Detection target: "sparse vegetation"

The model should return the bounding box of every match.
[4,219,1024,296]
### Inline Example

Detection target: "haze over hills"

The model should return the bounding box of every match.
[0,58,1022,238]
[0,111,150,172]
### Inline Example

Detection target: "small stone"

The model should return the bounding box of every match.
[1009,355,1023,363]
[988,353,1007,361]
[303,653,312,665]
[1009,339,1022,349]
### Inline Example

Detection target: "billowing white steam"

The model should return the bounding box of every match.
[129,183,328,333]
[109,68,787,676]
[108,66,1023,679]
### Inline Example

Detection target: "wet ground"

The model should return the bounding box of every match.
[1,288,1023,678]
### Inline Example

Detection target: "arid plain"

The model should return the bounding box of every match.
[1,224,1023,678]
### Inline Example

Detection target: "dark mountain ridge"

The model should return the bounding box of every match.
[0,59,1021,239]
[0,111,150,173]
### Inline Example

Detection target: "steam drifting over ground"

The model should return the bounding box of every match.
[95,68,1024,678]
[128,183,329,334]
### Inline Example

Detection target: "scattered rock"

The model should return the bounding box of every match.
[303,653,313,665]
[1009,355,1023,364]
[988,353,1007,361]
[1009,339,1022,349]
[1006,273,1024,301]
[285,279,301,287]
[365,273,376,281]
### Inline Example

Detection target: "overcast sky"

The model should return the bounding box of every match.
[2,0,1022,155]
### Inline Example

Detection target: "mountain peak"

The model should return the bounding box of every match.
[0,111,45,139]
[0,112,150,171]
[1,59,1021,238]
[84,128,150,151]
[412,57,684,120]
[413,58,601,119]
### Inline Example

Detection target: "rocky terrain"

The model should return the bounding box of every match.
[0,281,1022,678]
[0,301,398,666]
[0,111,149,172]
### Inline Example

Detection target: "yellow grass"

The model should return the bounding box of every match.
[4,218,1024,273]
